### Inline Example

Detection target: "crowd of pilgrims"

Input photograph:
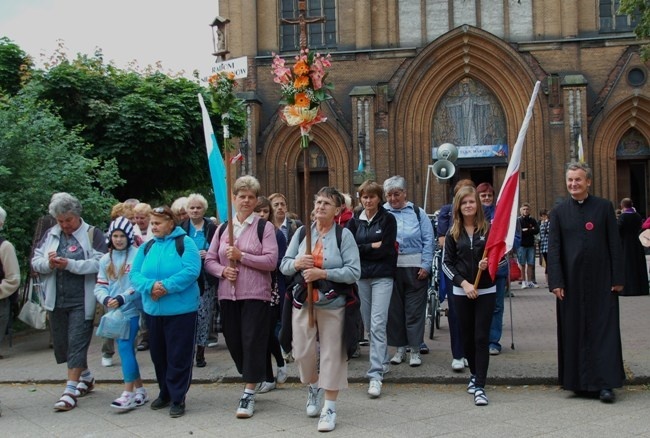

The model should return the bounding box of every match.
[18,163,645,431]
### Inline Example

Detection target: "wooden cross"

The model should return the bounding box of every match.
[280,0,326,51]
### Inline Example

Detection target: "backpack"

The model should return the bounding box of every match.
[217,218,267,243]
[296,223,343,250]
[143,235,184,257]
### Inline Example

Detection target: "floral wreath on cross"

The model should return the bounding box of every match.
[207,71,246,152]
[271,49,333,148]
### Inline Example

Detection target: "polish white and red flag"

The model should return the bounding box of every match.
[485,81,541,280]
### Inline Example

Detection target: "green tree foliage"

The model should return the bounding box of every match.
[33,51,220,201]
[619,0,650,60]
[0,37,32,97]
[0,91,122,267]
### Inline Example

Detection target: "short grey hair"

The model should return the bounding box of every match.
[233,175,261,196]
[49,192,82,218]
[186,193,208,210]
[383,175,407,193]
[171,196,189,215]
[0,206,6,229]
[566,162,592,180]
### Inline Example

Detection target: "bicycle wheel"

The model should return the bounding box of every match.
[434,293,442,329]
[427,289,436,339]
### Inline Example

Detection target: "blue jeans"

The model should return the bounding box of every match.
[517,246,535,266]
[489,262,508,351]
[357,277,393,381]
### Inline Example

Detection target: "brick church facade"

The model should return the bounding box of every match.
[216,0,650,218]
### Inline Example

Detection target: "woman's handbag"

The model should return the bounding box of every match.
[95,308,130,339]
[18,278,47,330]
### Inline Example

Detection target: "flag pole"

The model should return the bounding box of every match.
[476,81,541,286]
[223,115,236,277]
[302,143,314,328]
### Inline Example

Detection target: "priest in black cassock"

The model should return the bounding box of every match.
[547,162,625,404]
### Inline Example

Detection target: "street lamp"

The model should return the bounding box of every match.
[210,16,230,61]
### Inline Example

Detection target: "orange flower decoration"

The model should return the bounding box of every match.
[294,93,311,108]
[293,75,310,89]
[293,60,310,76]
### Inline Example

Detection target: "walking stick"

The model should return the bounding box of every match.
[302,147,315,328]
[508,271,515,350]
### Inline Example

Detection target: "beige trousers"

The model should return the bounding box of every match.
[291,304,348,391]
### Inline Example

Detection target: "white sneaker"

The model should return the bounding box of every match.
[317,408,337,432]
[134,387,149,407]
[368,380,382,398]
[451,358,464,371]
[306,386,324,417]
[463,358,469,367]
[390,348,406,365]
[102,356,113,367]
[521,282,528,289]
[529,282,538,288]
[255,381,276,393]
[276,365,288,384]
[111,391,136,410]
[409,351,422,367]
[236,395,255,418]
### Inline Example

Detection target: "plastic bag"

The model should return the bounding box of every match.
[18,279,47,330]
[95,309,130,339]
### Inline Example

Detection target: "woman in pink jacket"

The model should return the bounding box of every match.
[205,175,278,419]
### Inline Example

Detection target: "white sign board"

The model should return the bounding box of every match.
[212,56,248,79]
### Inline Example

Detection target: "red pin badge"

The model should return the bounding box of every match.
[585,222,594,231]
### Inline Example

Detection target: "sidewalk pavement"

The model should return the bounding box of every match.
[2,271,649,386]
[1,263,649,437]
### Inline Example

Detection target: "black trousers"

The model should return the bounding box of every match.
[146,311,197,405]
[453,293,496,388]
[220,299,270,383]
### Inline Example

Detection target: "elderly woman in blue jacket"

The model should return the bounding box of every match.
[383,176,434,368]
[130,205,201,418]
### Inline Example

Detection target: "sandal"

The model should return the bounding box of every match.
[467,375,477,394]
[134,388,149,407]
[111,391,136,410]
[75,378,95,397]
[54,392,77,411]
[474,388,489,406]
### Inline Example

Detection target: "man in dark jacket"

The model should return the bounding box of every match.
[517,203,539,288]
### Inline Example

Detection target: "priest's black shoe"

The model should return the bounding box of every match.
[599,389,615,403]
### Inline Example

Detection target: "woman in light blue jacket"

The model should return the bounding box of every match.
[94,217,148,411]
[130,206,201,418]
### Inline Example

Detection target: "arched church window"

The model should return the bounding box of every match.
[616,129,650,159]
[432,78,507,149]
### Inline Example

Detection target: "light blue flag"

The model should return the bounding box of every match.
[198,93,228,222]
